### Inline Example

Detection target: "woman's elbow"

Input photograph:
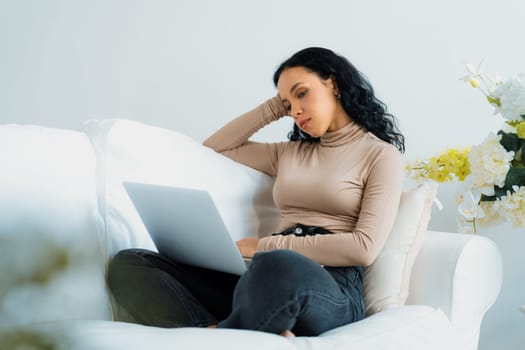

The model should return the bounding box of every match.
[354,251,378,266]
[338,249,378,267]
[202,139,214,150]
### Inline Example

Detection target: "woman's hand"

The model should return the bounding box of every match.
[236,238,259,258]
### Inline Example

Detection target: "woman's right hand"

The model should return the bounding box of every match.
[269,94,289,119]
[236,238,259,258]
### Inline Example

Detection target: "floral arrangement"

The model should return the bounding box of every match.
[406,61,525,232]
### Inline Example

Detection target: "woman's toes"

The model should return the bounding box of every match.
[280,330,295,338]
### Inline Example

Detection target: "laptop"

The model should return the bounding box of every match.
[123,181,250,275]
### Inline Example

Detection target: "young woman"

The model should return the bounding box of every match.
[108,47,405,337]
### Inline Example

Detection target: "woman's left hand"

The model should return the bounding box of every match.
[236,238,259,258]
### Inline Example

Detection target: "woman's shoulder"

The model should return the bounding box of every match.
[359,133,403,171]
[363,132,401,154]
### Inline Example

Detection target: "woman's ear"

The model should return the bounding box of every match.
[328,75,339,96]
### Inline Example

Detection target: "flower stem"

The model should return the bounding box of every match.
[479,76,494,96]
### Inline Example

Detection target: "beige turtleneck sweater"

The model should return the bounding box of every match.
[203,96,403,267]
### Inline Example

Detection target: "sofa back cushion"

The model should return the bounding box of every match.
[0,125,111,326]
[363,183,438,315]
[83,119,280,257]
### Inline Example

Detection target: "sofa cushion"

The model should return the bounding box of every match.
[363,183,438,315]
[0,124,111,326]
[0,319,295,350]
[0,306,457,350]
[83,119,280,257]
[310,305,458,350]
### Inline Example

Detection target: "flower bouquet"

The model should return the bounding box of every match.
[407,62,525,232]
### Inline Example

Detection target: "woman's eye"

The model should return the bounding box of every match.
[297,91,306,98]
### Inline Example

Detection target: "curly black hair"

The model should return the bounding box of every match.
[273,47,405,153]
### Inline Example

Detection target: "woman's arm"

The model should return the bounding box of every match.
[256,145,404,267]
[203,96,288,176]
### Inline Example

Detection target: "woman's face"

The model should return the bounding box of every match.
[277,66,350,138]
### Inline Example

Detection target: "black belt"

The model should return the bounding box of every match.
[272,223,333,237]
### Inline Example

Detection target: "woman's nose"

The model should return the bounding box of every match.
[291,105,302,118]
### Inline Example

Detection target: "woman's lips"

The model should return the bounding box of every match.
[299,118,311,129]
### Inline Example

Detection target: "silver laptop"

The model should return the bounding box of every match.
[123,181,249,275]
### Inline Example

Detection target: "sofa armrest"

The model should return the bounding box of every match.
[407,230,502,349]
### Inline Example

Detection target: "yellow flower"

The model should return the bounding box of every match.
[406,147,471,184]
[515,122,525,139]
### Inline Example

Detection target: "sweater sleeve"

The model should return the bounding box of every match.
[203,96,288,177]
[256,145,404,267]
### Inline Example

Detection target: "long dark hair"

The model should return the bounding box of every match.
[273,47,405,153]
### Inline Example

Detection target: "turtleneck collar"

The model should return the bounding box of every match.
[320,121,366,147]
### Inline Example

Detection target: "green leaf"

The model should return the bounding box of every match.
[481,186,509,201]
[481,193,497,202]
[495,186,510,198]
[497,130,522,153]
[521,143,525,164]
[504,167,525,188]
[505,120,521,128]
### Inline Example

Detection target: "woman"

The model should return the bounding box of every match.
[108,47,405,337]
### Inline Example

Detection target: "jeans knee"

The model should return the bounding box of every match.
[252,249,304,266]
[248,250,322,290]
[107,249,149,287]
[253,249,317,271]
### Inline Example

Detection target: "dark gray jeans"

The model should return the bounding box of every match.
[107,249,365,336]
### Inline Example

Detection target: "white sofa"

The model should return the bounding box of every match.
[0,120,502,350]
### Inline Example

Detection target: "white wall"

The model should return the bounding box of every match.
[1,0,524,348]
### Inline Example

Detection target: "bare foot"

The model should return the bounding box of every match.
[280,330,295,338]
[207,324,217,328]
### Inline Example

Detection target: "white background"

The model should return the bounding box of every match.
[1,0,524,348]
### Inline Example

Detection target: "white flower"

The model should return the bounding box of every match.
[492,186,525,227]
[492,74,525,121]
[467,132,514,195]
[460,60,485,88]
[456,186,485,220]
[477,201,505,227]
[487,73,503,87]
